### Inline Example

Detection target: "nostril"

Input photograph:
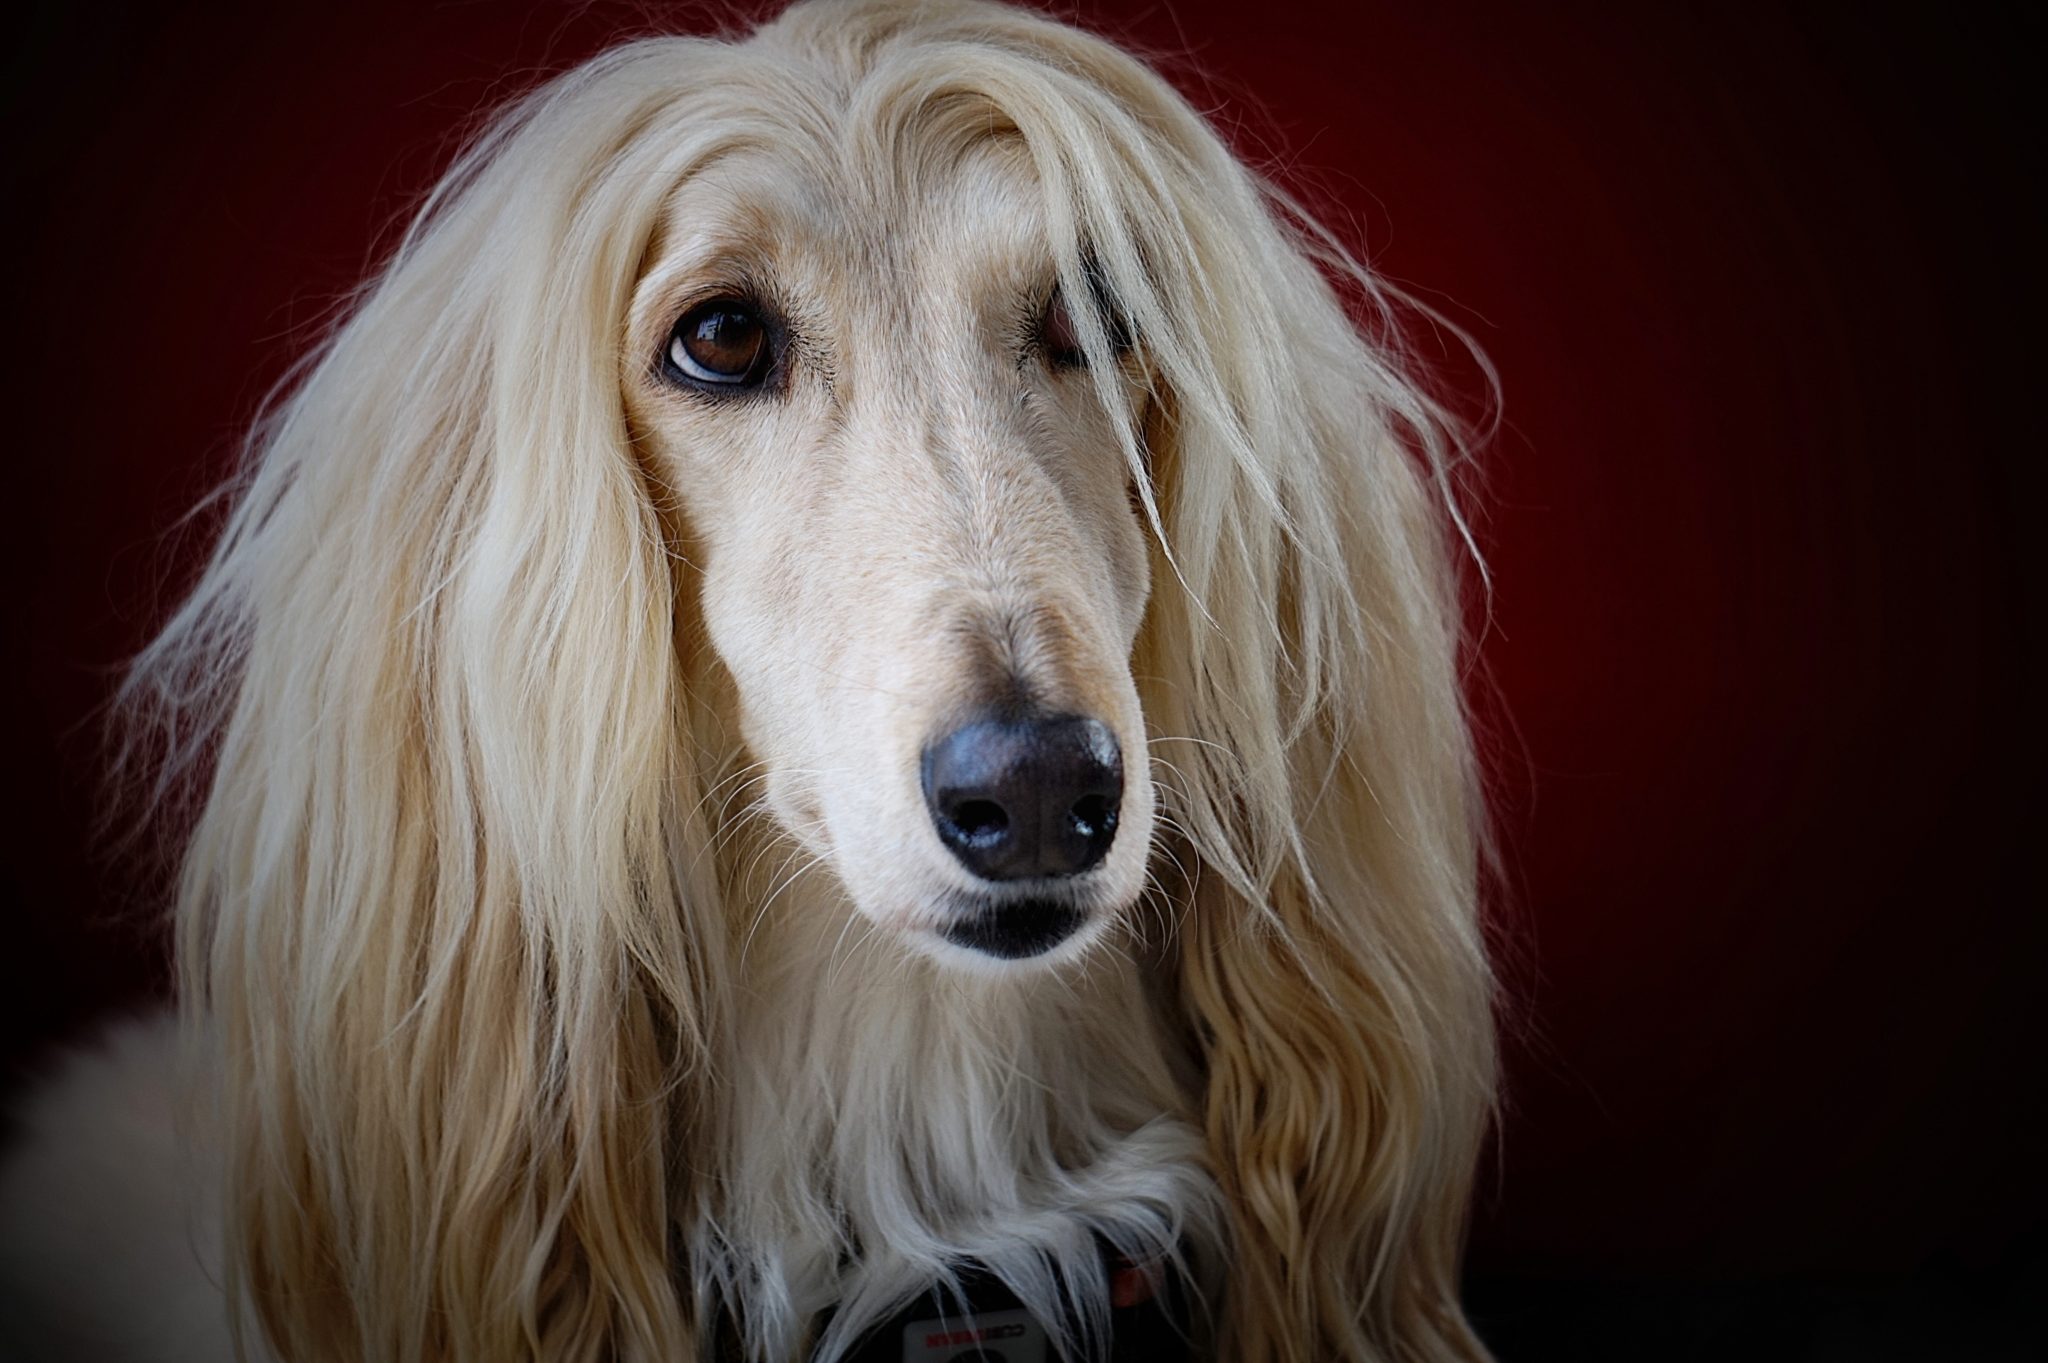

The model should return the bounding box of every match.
[946,799,1009,844]
[1068,793,1117,841]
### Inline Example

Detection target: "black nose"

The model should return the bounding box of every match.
[921,713,1123,881]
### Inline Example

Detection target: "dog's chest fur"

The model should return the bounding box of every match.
[694,878,1218,1361]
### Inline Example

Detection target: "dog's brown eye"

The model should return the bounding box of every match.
[667,301,770,387]
[1039,277,1131,372]
[1040,290,1088,370]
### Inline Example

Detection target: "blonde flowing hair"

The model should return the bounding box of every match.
[119,1,1496,1358]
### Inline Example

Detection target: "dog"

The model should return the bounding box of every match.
[0,2,1497,1359]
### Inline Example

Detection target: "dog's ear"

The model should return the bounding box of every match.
[1134,278,1497,1362]
[124,45,730,1362]
[1074,98,1500,1363]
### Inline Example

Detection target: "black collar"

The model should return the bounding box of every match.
[821,1242,1197,1363]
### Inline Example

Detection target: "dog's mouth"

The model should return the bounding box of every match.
[940,895,1089,960]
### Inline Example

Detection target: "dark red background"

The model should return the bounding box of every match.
[5,3,2039,1358]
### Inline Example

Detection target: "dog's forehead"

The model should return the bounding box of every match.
[643,136,1046,293]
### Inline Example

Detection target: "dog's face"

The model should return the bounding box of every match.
[624,137,1156,969]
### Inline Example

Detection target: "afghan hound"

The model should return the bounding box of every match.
[0,1,1497,1359]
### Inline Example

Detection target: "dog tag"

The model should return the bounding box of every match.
[898,1306,1048,1363]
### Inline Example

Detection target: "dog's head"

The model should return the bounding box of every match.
[134,2,1497,1358]
[625,128,1156,966]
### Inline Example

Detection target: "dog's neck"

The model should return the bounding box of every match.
[694,866,1216,1360]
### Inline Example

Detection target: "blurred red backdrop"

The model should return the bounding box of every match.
[4,2,2038,1357]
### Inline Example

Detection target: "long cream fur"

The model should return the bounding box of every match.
[26,2,1496,1360]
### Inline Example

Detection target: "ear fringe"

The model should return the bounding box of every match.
[120,40,739,1363]
[1150,355,1497,1360]
[1145,423,1495,1362]
[1147,546,1496,1363]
